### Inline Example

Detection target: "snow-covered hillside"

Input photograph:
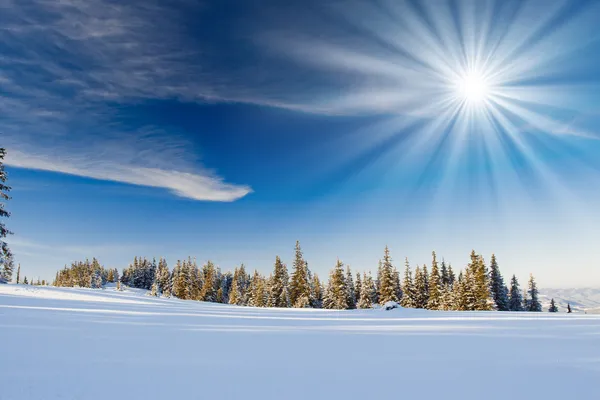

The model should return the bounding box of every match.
[1,284,599,400]
[539,288,600,312]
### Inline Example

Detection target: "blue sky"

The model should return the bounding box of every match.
[3,0,600,287]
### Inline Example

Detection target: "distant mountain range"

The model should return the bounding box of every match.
[539,288,600,313]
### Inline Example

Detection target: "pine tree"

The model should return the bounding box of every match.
[548,298,558,313]
[440,259,449,286]
[269,256,290,308]
[23,276,28,285]
[324,259,348,310]
[201,261,218,302]
[378,246,398,305]
[447,264,456,288]
[248,270,267,307]
[1,251,14,283]
[400,258,415,308]
[0,149,12,279]
[289,241,311,308]
[488,254,509,311]
[90,270,103,288]
[355,272,362,305]
[172,260,191,299]
[310,273,323,308]
[413,266,429,308]
[508,275,523,311]
[345,266,356,309]
[469,251,492,311]
[526,274,542,312]
[357,272,373,309]
[427,252,442,310]
[229,267,242,305]
[567,303,572,313]
[16,264,20,284]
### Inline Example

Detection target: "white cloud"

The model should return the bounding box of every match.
[5,150,251,202]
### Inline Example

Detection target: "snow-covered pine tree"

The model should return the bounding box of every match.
[171,260,186,299]
[469,251,493,311]
[0,148,12,277]
[23,276,28,284]
[310,273,323,308]
[447,264,456,288]
[357,272,373,309]
[548,298,558,313]
[375,260,383,303]
[400,258,415,308]
[413,265,428,309]
[522,287,529,311]
[90,269,103,288]
[355,272,362,306]
[345,266,356,309]
[1,251,14,283]
[508,275,523,311]
[427,252,442,310]
[248,270,267,307]
[269,256,290,308]
[526,274,542,312]
[200,261,218,302]
[289,241,311,308]
[378,246,398,305]
[452,272,467,311]
[488,254,509,311]
[440,259,449,287]
[229,267,241,305]
[324,259,348,310]
[393,265,402,303]
[156,258,170,297]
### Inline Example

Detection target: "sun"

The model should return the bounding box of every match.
[457,71,490,104]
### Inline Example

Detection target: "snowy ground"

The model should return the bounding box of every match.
[1,284,600,400]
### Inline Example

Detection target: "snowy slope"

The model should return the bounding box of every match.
[539,287,600,312]
[1,284,599,400]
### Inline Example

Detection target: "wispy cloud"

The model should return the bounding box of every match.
[0,0,255,201]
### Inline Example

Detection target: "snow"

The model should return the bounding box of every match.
[2,284,600,400]
[539,288,600,312]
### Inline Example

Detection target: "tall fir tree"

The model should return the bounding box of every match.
[357,272,374,309]
[289,241,311,308]
[469,251,493,311]
[400,258,415,308]
[488,254,509,311]
[355,272,362,307]
[526,274,542,312]
[440,259,449,286]
[0,148,12,277]
[508,275,523,311]
[16,263,20,284]
[567,303,572,313]
[345,266,356,309]
[310,273,324,308]
[413,265,429,309]
[548,298,558,313]
[1,251,14,283]
[378,246,398,304]
[200,261,218,302]
[447,264,456,288]
[269,256,290,308]
[324,259,349,310]
[427,252,442,310]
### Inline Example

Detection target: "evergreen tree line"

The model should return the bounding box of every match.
[50,242,546,312]
[54,258,119,289]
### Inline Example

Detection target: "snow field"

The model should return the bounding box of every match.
[1,284,599,400]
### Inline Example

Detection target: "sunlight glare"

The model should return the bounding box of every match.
[457,71,489,103]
